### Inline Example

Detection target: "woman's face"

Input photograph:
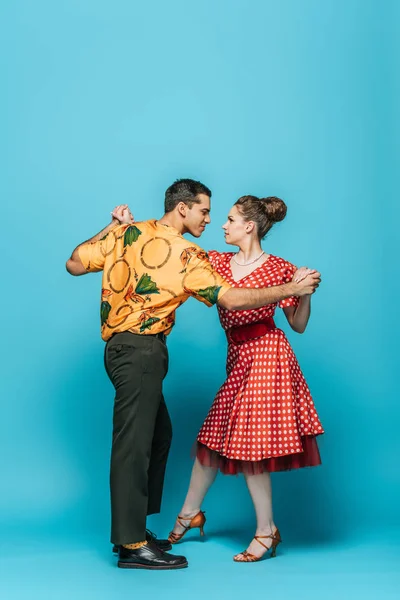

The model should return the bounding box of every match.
[222,205,250,246]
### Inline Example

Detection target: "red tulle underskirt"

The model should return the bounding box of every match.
[196,436,322,475]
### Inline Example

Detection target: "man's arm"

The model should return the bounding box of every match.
[218,271,321,310]
[66,220,118,276]
[66,205,133,276]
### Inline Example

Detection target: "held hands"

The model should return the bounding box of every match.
[293,267,315,283]
[111,204,135,225]
[292,267,321,296]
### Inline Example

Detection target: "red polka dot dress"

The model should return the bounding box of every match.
[196,251,324,475]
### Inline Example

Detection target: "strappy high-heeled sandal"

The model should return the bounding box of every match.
[168,510,206,544]
[233,528,282,562]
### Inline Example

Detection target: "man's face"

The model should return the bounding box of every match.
[183,194,211,237]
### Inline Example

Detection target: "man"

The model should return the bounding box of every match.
[66,179,320,570]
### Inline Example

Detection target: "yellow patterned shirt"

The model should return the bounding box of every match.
[78,220,232,341]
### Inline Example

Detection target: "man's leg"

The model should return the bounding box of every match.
[105,333,168,545]
[147,395,173,516]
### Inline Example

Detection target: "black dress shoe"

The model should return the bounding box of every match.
[118,541,188,570]
[112,529,172,554]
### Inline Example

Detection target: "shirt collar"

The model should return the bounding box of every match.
[153,219,183,237]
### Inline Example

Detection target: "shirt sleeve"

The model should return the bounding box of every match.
[278,262,300,309]
[78,228,117,273]
[183,251,231,307]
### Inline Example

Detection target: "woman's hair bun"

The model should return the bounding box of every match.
[234,194,287,239]
[259,197,287,223]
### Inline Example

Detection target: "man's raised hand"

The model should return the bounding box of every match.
[111,204,135,225]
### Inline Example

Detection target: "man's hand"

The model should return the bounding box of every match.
[111,204,134,225]
[292,270,321,296]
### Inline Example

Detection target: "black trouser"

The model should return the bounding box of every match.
[104,332,171,545]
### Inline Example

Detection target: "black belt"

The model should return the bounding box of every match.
[109,331,167,345]
[131,331,166,344]
[152,332,167,344]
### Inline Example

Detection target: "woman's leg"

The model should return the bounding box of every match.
[234,471,277,560]
[170,458,218,535]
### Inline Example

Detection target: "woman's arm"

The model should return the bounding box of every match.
[283,295,311,334]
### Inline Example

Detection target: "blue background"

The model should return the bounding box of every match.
[1,1,399,598]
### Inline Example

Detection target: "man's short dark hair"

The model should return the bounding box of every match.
[164,179,212,213]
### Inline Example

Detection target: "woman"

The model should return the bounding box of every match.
[168,195,324,562]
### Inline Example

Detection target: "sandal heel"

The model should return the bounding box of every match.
[233,528,282,563]
[168,510,206,544]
